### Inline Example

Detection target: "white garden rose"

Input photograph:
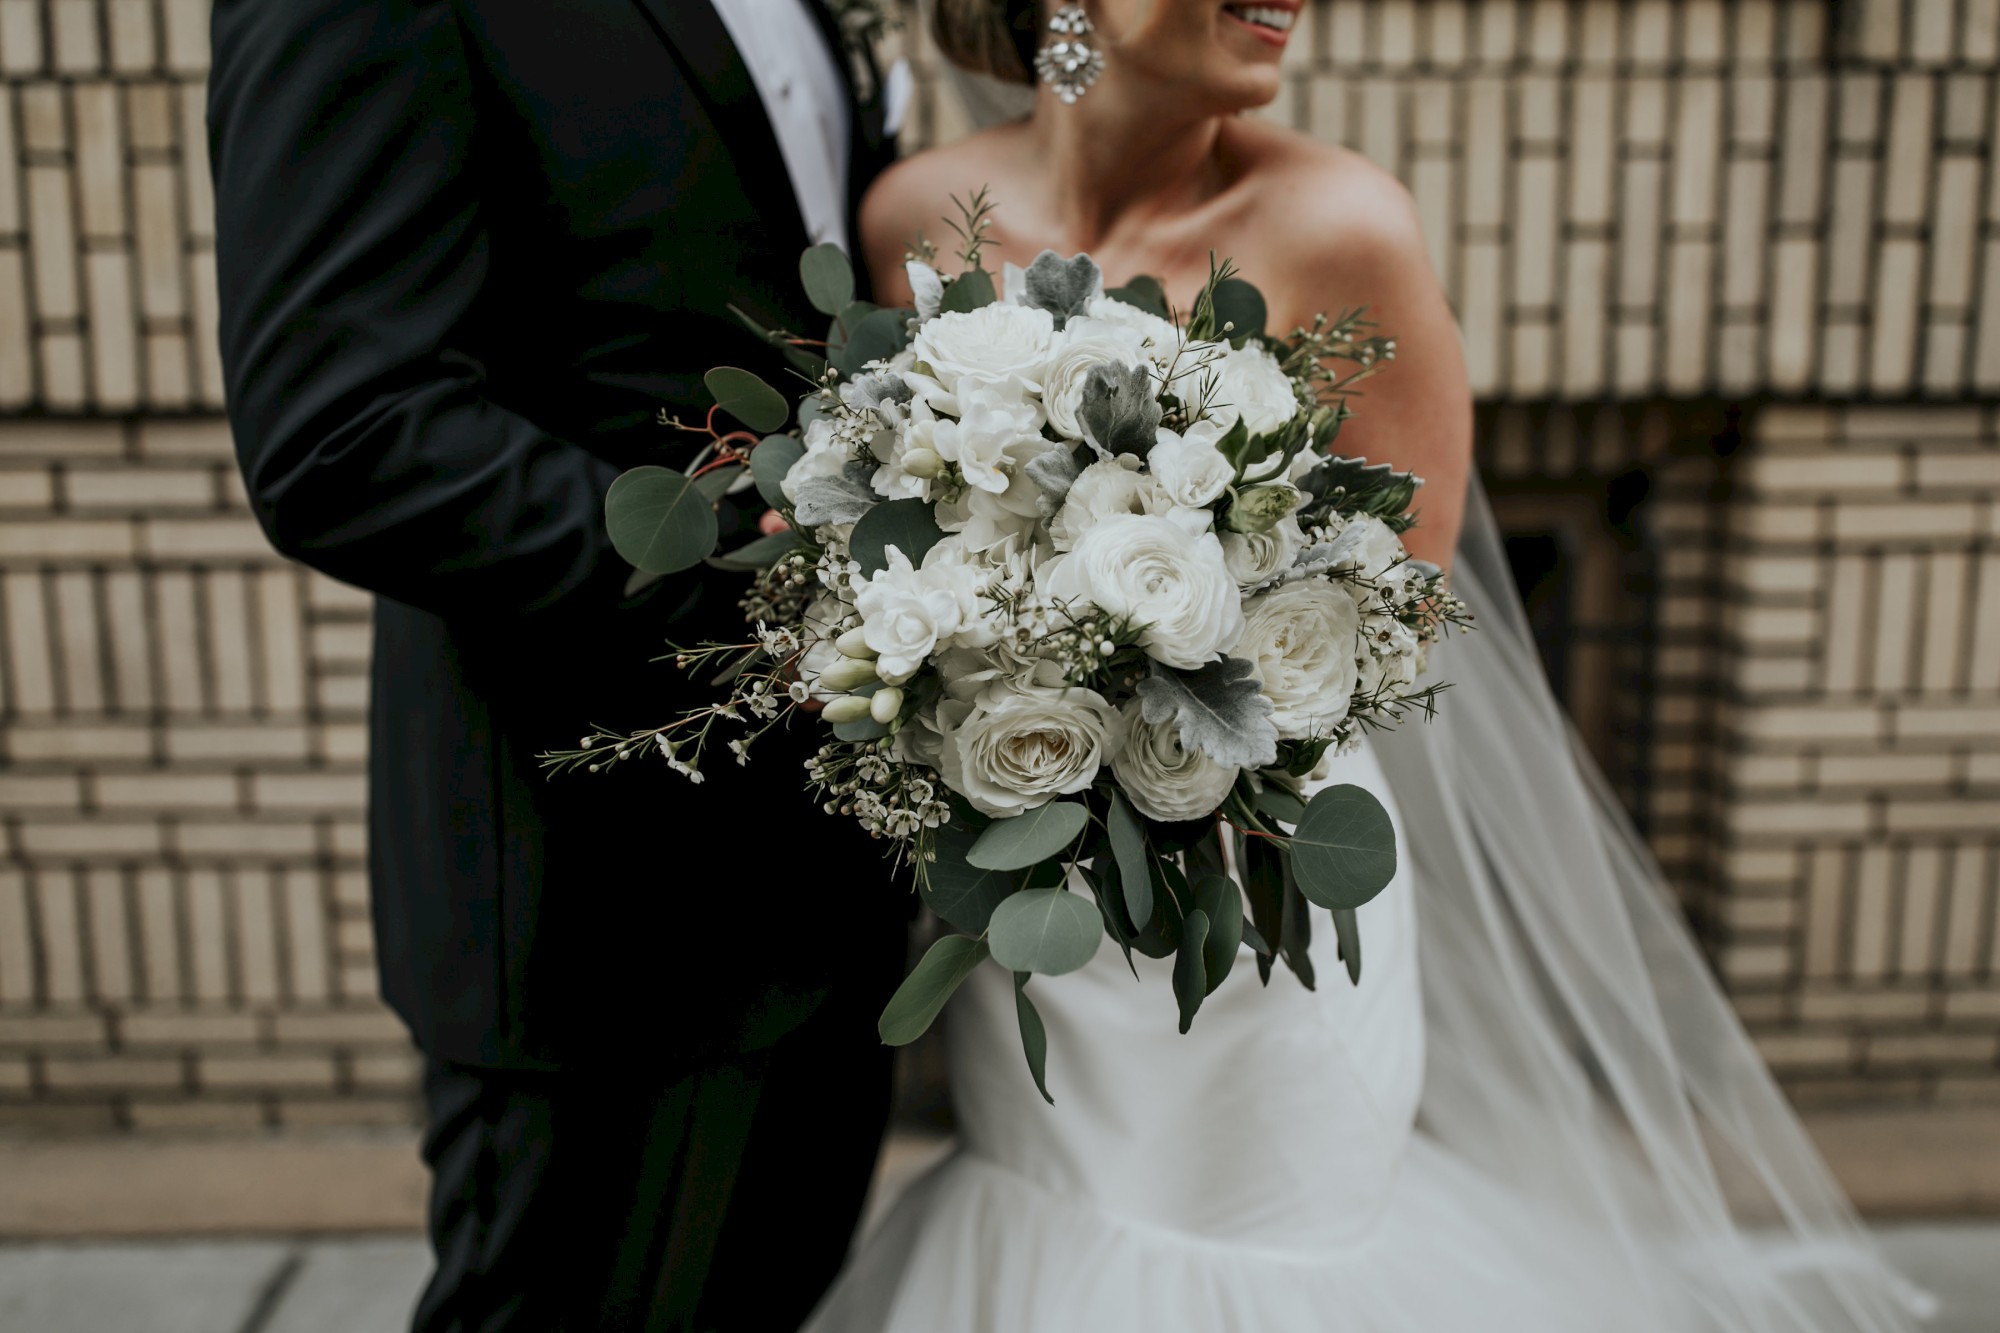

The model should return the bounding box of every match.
[1043,513,1245,670]
[1111,700,1239,823]
[854,546,967,684]
[927,374,1046,495]
[1084,293,1182,353]
[1236,580,1363,738]
[1148,420,1235,508]
[1222,515,1303,590]
[937,684,1127,818]
[912,302,1056,393]
[1195,341,1300,438]
[1041,316,1152,442]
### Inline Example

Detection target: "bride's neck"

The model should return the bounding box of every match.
[1027,84,1226,250]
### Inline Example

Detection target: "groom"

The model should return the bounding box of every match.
[209,2,909,1328]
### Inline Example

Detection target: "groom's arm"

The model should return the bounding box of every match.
[208,0,634,621]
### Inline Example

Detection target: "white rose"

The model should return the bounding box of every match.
[1111,700,1239,823]
[912,302,1056,394]
[1041,316,1152,442]
[854,546,967,684]
[1051,457,1199,550]
[1084,293,1182,354]
[1236,581,1362,739]
[938,684,1127,818]
[1222,515,1303,590]
[1148,419,1235,508]
[928,374,1046,494]
[1043,513,1244,670]
[1194,341,1300,438]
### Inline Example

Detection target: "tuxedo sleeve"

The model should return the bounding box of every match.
[208,0,634,621]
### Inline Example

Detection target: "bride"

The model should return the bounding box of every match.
[807,2,1924,1329]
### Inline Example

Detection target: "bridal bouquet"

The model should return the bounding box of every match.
[546,199,1465,1098]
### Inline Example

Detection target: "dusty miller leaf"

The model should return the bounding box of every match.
[789,473,879,527]
[1020,250,1101,328]
[1076,362,1162,458]
[1023,444,1083,517]
[1134,657,1279,769]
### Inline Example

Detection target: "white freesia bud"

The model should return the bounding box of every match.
[818,655,882,692]
[870,687,905,725]
[823,695,874,725]
[834,627,876,659]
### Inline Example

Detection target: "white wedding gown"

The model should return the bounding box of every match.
[804,740,1656,1332]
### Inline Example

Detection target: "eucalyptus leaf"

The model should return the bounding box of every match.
[790,473,880,527]
[878,935,990,1045]
[826,301,883,367]
[1076,361,1163,458]
[800,243,855,316]
[693,464,744,503]
[1173,908,1211,1034]
[704,366,789,434]
[1134,658,1279,769]
[940,267,997,313]
[1279,852,1317,991]
[921,820,1014,934]
[751,435,805,509]
[987,887,1102,976]
[831,306,913,378]
[1240,831,1284,985]
[968,800,1089,872]
[727,302,825,378]
[622,566,666,599]
[1289,784,1399,911]
[1252,784,1307,829]
[1105,791,1153,931]
[706,529,800,572]
[1193,873,1243,994]
[1014,974,1054,1104]
[1106,274,1169,320]
[1331,906,1363,986]
[849,497,945,578]
[1020,249,1100,328]
[605,467,718,575]
[1211,277,1268,342]
[1079,860,1139,978]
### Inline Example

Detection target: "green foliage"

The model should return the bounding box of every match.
[1014,974,1054,1104]
[605,467,718,576]
[693,464,743,503]
[703,366,789,433]
[1193,872,1243,993]
[1210,277,1268,343]
[967,800,1089,871]
[705,529,799,571]
[1251,783,1307,829]
[750,435,804,508]
[849,497,946,577]
[1105,791,1153,931]
[800,243,855,316]
[1105,275,1169,320]
[1331,906,1363,986]
[1289,784,1399,911]
[1279,852,1317,991]
[940,267,997,314]
[829,306,911,379]
[1173,908,1211,1033]
[988,887,1102,975]
[879,934,990,1045]
[921,819,1015,934]
[1239,831,1284,985]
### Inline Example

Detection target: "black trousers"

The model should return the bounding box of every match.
[411,994,897,1332]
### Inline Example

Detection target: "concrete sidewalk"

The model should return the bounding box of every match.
[2,1224,1997,1332]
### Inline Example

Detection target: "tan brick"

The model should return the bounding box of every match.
[172,821,319,859]
[1914,455,2000,489]
[196,1053,337,1091]
[1723,895,1800,931]
[250,773,367,813]
[271,1009,408,1046]
[1798,989,1932,1023]
[1841,406,1987,440]
[1741,454,1902,494]
[127,1099,268,1133]
[317,723,368,765]
[1721,944,1792,982]
[1730,556,1820,596]
[139,517,277,561]
[1884,799,2000,835]
[42,1055,185,1092]
[1832,503,1979,543]
[64,467,217,510]
[1755,1032,1856,1071]
[93,772,240,811]
[0,1013,109,1046]
[1814,752,1956,788]
[1864,1033,2000,1068]
[164,724,311,764]
[1933,1077,2000,1105]
[1944,990,2000,1023]
[1894,702,2000,739]
[1723,847,1800,885]
[15,819,163,859]
[1737,504,1821,544]
[279,1096,421,1130]
[1736,705,1883,743]
[350,1049,423,1090]
[4,723,154,763]
[0,519,135,560]
[120,1010,261,1047]
[0,466,54,507]
[0,773,85,809]
[0,1057,31,1093]
[1728,755,1810,789]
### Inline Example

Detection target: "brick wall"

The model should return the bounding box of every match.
[0,1,1996,1129]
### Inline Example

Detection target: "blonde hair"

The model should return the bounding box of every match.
[931,0,1040,85]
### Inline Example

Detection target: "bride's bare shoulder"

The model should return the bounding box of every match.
[859,126,1030,303]
[1229,122,1434,308]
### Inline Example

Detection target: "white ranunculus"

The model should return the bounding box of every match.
[779,415,849,503]
[1050,457,1184,550]
[1236,581,1363,739]
[1222,515,1303,590]
[1041,316,1152,442]
[1043,514,1244,670]
[937,684,1126,818]
[1148,419,1235,509]
[906,260,944,321]
[1111,700,1239,823]
[1084,293,1182,354]
[912,302,1056,394]
[854,546,966,684]
[1195,341,1300,438]
[927,374,1045,494]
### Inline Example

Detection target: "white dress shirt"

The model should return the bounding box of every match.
[711,0,853,256]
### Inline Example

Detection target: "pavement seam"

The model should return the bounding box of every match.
[233,1248,305,1333]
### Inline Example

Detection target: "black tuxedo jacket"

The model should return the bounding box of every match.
[209,0,907,1070]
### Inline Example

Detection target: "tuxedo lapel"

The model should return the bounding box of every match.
[628,0,812,257]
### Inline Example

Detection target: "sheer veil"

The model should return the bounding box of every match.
[938,63,1927,1332]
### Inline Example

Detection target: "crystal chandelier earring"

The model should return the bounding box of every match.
[1034,4,1105,104]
